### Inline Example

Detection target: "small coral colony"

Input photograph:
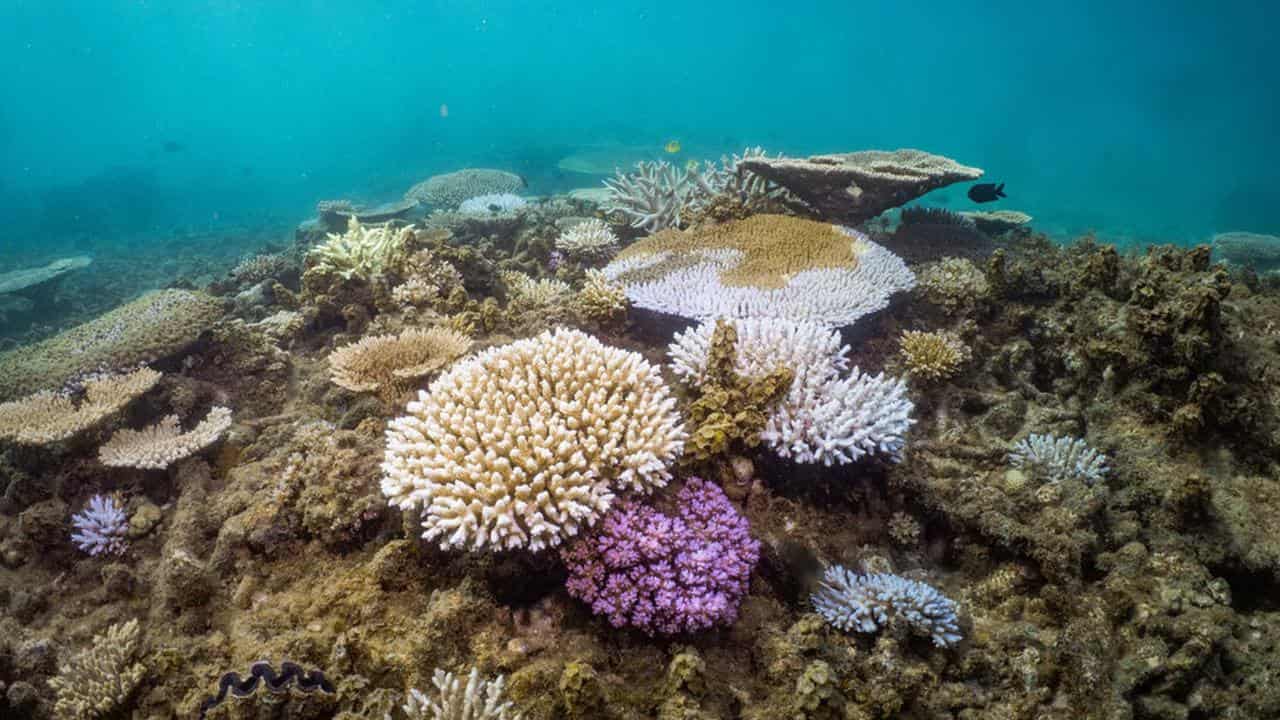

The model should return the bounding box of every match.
[1,147,1277,719]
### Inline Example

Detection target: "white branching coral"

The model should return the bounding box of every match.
[0,368,161,445]
[669,318,914,465]
[382,327,686,552]
[49,619,147,720]
[98,406,233,470]
[812,566,963,648]
[603,215,914,328]
[1008,433,1108,485]
[307,216,412,280]
[329,327,472,401]
[402,667,522,720]
[554,218,619,261]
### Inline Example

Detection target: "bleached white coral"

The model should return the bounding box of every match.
[812,566,963,648]
[554,218,619,261]
[49,619,146,720]
[98,406,233,470]
[669,318,914,465]
[382,328,686,552]
[604,227,915,328]
[458,193,527,215]
[308,216,411,280]
[1008,433,1108,485]
[402,666,522,720]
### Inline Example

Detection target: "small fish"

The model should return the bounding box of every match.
[439,103,449,118]
[664,140,682,154]
[967,182,1006,203]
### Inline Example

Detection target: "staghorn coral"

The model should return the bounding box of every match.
[554,218,619,262]
[458,193,527,215]
[0,289,221,399]
[561,477,760,635]
[739,148,983,224]
[918,256,991,315]
[405,169,526,209]
[811,565,963,647]
[670,317,914,465]
[898,330,970,381]
[70,494,129,556]
[306,216,413,281]
[403,666,523,720]
[603,214,915,327]
[49,619,146,720]
[1008,433,1108,485]
[328,327,472,402]
[382,327,686,552]
[572,270,628,324]
[0,367,161,445]
[98,406,233,470]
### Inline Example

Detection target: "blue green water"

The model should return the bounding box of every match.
[2,1,1277,257]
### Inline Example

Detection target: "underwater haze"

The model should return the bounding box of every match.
[2,0,1278,253]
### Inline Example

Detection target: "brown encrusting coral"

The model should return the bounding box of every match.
[4,185,1280,720]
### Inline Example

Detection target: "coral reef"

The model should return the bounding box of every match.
[48,619,146,720]
[889,206,993,263]
[458,193,528,215]
[382,328,686,551]
[554,218,619,262]
[1008,433,1108,485]
[960,209,1033,235]
[603,214,915,327]
[0,367,161,445]
[98,405,233,469]
[916,256,991,316]
[306,216,413,282]
[404,666,522,720]
[561,477,760,635]
[1212,230,1280,272]
[405,169,527,209]
[738,149,983,223]
[571,270,628,324]
[897,330,970,381]
[0,255,92,295]
[69,495,129,556]
[328,327,472,403]
[811,565,963,647]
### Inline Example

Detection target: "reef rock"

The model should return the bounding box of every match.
[739,149,983,224]
[1212,230,1280,272]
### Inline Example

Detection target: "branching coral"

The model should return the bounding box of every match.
[382,327,686,551]
[1008,433,1108,485]
[898,330,970,381]
[306,216,413,281]
[554,218,619,262]
[603,215,914,327]
[572,270,628,323]
[328,327,472,402]
[405,169,526,209]
[49,619,147,720]
[403,666,523,720]
[98,406,233,470]
[70,494,129,556]
[811,565,963,647]
[0,367,161,445]
[561,477,760,635]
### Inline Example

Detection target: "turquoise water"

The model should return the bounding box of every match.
[2,1,1277,254]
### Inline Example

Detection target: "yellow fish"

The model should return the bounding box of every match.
[664,140,682,154]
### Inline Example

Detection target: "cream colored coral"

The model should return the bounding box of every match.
[49,619,146,720]
[0,368,161,445]
[403,666,522,720]
[573,270,628,322]
[918,257,990,315]
[382,327,686,551]
[98,406,232,469]
[554,218,619,261]
[329,327,472,400]
[501,271,572,314]
[898,330,970,381]
[307,216,412,280]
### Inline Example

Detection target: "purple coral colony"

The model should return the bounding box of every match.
[0,142,1276,719]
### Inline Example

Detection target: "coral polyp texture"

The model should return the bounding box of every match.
[457,192,527,215]
[561,477,760,636]
[404,168,526,209]
[1008,433,1109,485]
[381,327,686,552]
[738,148,983,224]
[811,565,963,648]
[70,494,129,556]
[306,216,413,281]
[48,619,147,720]
[403,666,523,720]
[328,327,472,401]
[554,218,620,261]
[573,270,628,322]
[669,317,915,465]
[601,214,915,327]
[898,330,970,381]
[0,367,161,445]
[0,289,221,399]
[98,406,233,470]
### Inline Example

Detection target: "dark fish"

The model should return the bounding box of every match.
[162,141,184,153]
[967,182,1006,203]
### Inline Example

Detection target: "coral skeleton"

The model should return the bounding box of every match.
[402,666,523,720]
[49,619,147,720]
[70,494,129,556]
[382,327,686,552]
[98,406,233,470]
[1008,433,1108,485]
[812,565,963,648]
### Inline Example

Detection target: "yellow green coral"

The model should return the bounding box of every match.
[306,216,413,281]
[898,329,970,381]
